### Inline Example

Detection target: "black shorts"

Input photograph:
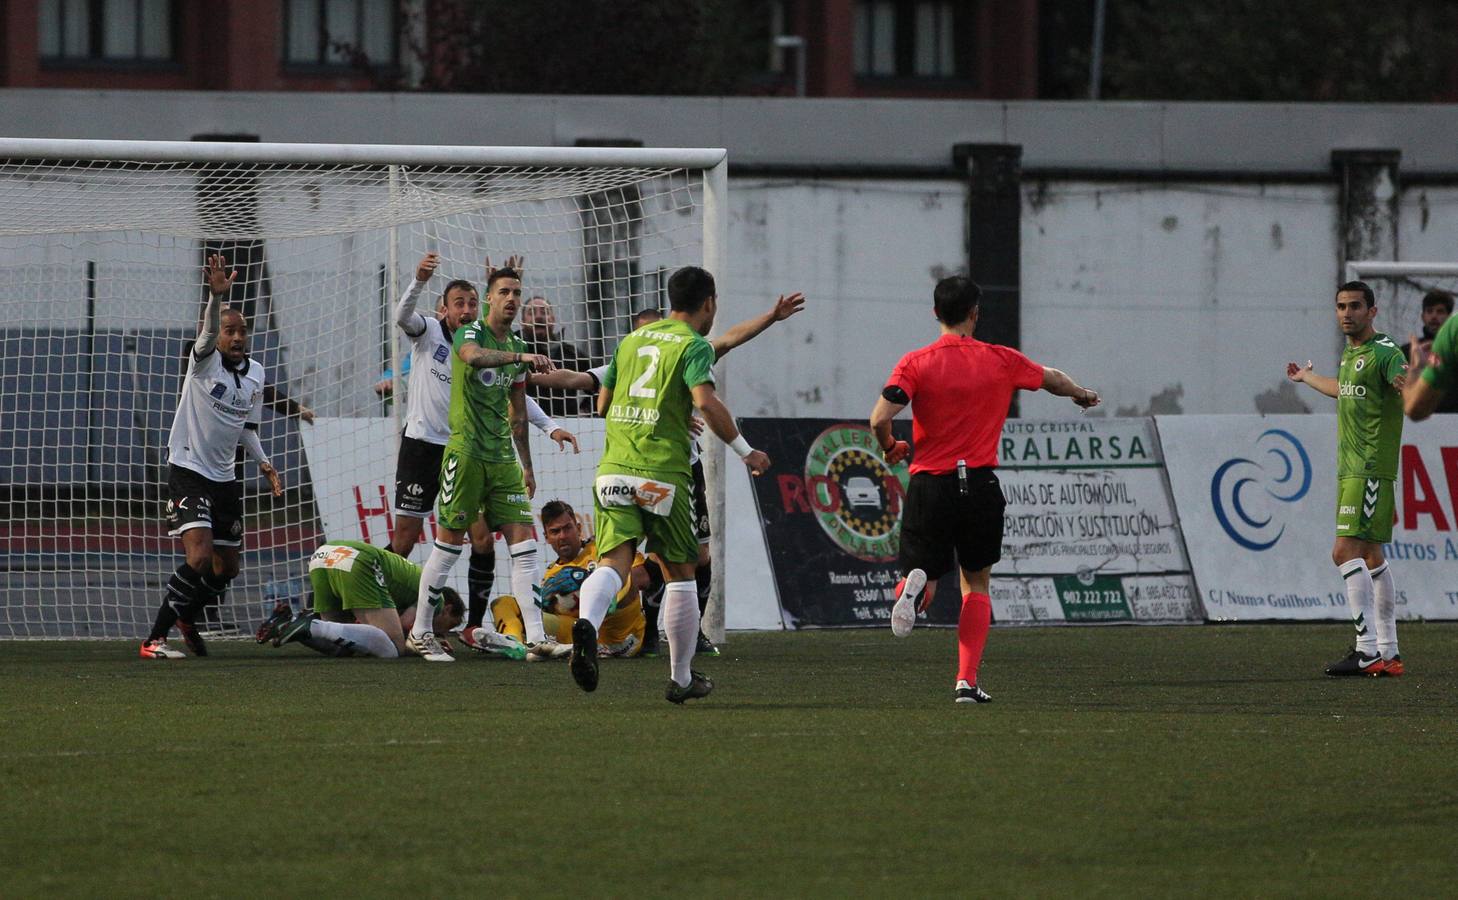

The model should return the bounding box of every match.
[165,464,244,547]
[395,434,446,517]
[898,468,1005,579]
[692,458,710,544]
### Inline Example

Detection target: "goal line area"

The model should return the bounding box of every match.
[0,138,727,639]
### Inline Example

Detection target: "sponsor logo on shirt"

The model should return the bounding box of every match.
[309,544,360,571]
[434,344,450,363]
[209,383,227,399]
[1338,382,1368,399]
[477,369,498,387]
[595,474,677,517]
[607,404,660,425]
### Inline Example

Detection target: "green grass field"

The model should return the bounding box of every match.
[3,624,1456,897]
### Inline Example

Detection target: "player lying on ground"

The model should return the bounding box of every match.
[141,255,284,660]
[408,264,571,662]
[872,275,1099,703]
[384,252,577,649]
[257,540,466,660]
[1287,281,1407,677]
[492,499,651,658]
[531,290,806,657]
[567,266,775,703]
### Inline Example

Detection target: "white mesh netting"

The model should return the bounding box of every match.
[0,149,709,638]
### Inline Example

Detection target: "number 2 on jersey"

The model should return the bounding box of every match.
[629,345,661,398]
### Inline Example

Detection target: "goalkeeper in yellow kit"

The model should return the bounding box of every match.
[491,500,649,657]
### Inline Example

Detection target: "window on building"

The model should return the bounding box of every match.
[282,0,397,67]
[854,0,972,81]
[39,0,176,63]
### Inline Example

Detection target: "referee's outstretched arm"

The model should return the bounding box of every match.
[1040,367,1101,409]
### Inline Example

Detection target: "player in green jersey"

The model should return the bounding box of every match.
[256,540,465,660]
[567,266,772,703]
[406,265,573,663]
[1404,311,1458,421]
[1287,280,1407,677]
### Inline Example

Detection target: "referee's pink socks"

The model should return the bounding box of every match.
[957,592,992,685]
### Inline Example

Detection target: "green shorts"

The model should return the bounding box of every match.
[1336,476,1395,544]
[593,464,698,565]
[309,545,393,613]
[436,447,532,532]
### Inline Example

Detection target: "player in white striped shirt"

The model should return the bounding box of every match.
[141,255,283,659]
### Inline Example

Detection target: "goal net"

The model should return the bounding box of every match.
[1346,260,1458,355]
[0,138,726,639]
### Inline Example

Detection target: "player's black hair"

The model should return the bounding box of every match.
[667,266,716,313]
[933,275,981,325]
[1422,289,1455,314]
[540,499,576,526]
[438,586,465,619]
[1336,280,1376,308]
[440,279,477,305]
[632,307,663,327]
[486,267,521,291]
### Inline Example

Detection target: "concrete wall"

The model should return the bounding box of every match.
[7,90,1458,419]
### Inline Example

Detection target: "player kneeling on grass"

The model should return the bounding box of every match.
[256,541,464,660]
[492,500,650,658]
[871,275,1099,704]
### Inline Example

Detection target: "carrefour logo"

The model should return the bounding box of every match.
[1210,428,1311,551]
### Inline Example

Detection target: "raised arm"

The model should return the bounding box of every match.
[691,382,770,475]
[1286,360,1338,399]
[195,254,236,357]
[1040,367,1101,409]
[394,253,439,337]
[711,292,805,361]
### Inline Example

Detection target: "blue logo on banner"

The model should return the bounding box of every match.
[1210,428,1311,551]
[433,344,449,363]
[209,383,227,399]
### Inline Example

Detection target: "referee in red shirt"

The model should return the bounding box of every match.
[870,276,1100,703]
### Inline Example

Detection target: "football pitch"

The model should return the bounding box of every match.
[2,625,1456,897]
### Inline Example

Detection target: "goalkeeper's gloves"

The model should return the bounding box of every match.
[540,566,590,608]
[882,439,910,465]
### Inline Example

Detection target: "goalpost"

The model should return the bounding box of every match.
[0,137,728,640]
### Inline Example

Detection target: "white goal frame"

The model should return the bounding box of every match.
[1345,260,1458,282]
[0,137,731,640]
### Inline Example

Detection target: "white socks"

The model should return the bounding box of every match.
[508,540,546,644]
[1339,558,1378,655]
[663,580,700,687]
[1370,562,1400,659]
[577,565,623,631]
[412,541,462,639]
[309,620,399,658]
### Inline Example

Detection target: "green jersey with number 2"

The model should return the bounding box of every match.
[1336,332,1406,480]
[600,319,716,479]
